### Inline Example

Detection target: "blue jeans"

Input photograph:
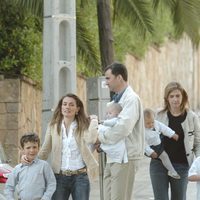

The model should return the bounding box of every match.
[150,159,189,200]
[52,173,90,200]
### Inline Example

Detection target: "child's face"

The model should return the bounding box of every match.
[22,142,39,162]
[106,108,119,119]
[144,117,154,129]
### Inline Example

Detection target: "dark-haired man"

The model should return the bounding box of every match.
[98,62,145,200]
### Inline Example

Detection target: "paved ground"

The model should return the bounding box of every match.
[90,157,196,200]
[0,157,196,199]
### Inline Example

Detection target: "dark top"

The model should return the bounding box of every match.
[163,111,188,165]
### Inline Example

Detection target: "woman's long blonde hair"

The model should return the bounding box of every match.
[50,93,90,136]
[162,81,189,114]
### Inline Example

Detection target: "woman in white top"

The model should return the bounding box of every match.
[22,93,99,200]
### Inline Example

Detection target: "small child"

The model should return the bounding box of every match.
[188,157,200,200]
[98,103,128,163]
[144,108,180,179]
[4,133,56,200]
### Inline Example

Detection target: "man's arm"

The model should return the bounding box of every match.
[98,96,140,144]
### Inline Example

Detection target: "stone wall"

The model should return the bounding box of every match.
[125,36,200,112]
[0,74,87,166]
[0,76,42,165]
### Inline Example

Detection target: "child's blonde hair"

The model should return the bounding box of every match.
[108,103,122,113]
[143,108,155,120]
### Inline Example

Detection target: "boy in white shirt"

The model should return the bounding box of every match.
[98,103,128,163]
[144,108,180,179]
[188,156,200,200]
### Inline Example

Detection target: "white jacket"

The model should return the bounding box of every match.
[145,120,175,156]
[98,86,145,160]
[99,117,128,163]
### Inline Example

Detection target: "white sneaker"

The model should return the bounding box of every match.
[168,171,181,179]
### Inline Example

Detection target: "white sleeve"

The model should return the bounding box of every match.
[99,96,140,144]
[189,157,200,177]
[145,145,154,156]
[4,168,18,200]
[155,120,175,138]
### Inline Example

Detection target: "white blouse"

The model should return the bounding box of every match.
[61,121,85,171]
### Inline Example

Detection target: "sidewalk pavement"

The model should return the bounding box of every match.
[90,157,196,200]
[0,157,196,199]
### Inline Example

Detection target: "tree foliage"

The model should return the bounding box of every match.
[16,0,101,77]
[1,0,200,84]
[0,1,42,85]
[152,0,200,46]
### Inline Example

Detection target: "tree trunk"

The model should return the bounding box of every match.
[97,0,114,72]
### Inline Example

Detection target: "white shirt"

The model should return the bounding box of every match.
[145,120,175,156]
[99,117,128,163]
[189,156,200,200]
[98,86,145,160]
[61,121,85,171]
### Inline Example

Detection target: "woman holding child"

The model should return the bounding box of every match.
[150,81,200,200]
[22,93,98,200]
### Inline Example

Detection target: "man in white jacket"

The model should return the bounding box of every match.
[97,62,145,200]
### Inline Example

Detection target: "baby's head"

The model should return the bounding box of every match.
[106,103,122,119]
[20,133,40,162]
[144,108,155,129]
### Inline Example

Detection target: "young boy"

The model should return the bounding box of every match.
[98,103,128,163]
[188,157,200,200]
[144,108,180,179]
[4,133,56,200]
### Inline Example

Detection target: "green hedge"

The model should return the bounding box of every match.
[0,1,42,86]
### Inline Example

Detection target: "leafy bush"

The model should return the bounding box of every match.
[0,1,42,85]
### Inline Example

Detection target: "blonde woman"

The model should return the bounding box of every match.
[150,82,200,200]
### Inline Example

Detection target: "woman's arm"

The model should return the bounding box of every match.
[38,124,52,160]
[84,117,99,144]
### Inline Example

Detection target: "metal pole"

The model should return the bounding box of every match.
[86,77,110,200]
